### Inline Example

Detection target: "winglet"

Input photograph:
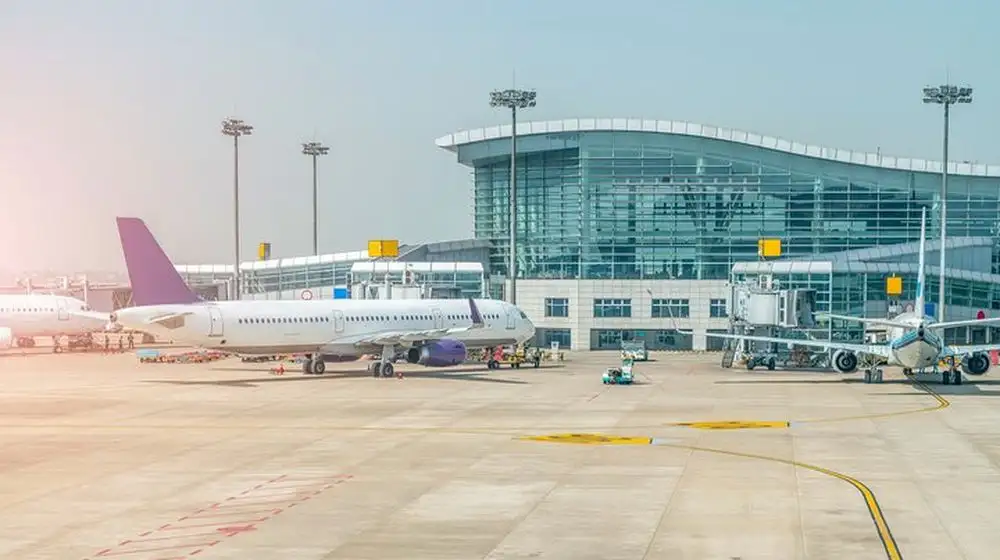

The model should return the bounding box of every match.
[469,298,484,328]
[116,217,203,307]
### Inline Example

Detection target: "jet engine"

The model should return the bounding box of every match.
[0,327,11,350]
[832,349,859,373]
[406,339,467,367]
[962,352,991,376]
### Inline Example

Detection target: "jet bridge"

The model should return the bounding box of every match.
[721,275,826,370]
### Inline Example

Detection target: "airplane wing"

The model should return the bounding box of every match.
[704,332,892,358]
[931,317,1000,330]
[66,310,111,322]
[942,344,1000,358]
[334,298,486,348]
[816,313,912,329]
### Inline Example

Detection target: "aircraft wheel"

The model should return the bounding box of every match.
[864,370,872,384]
[302,360,314,374]
[312,360,326,375]
[767,358,776,371]
[381,363,394,377]
[372,363,382,377]
[941,371,951,385]
[952,371,963,385]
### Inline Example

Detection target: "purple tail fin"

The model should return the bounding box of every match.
[469,298,484,327]
[116,217,202,306]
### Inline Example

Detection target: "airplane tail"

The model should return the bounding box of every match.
[468,298,484,328]
[916,206,927,319]
[116,217,203,307]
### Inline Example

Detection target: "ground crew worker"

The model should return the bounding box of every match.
[117,337,124,352]
[103,334,110,353]
[127,332,134,350]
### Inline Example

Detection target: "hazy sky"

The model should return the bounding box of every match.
[0,0,996,273]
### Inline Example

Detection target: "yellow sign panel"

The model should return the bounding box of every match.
[518,433,652,445]
[670,421,789,430]
[367,239,399,258]
[886,276,902,296]
[257,242,271,261]
[758,238,782,258]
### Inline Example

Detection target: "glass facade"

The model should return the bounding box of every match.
[453,126,1000,282]
[590,329,693,351]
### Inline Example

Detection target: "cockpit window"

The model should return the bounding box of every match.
[519,311,528,319]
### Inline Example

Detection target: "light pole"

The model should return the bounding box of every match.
[489,88,537,305]
[922,85,972,322]
[221,117,253,300]
[301,141,330,256]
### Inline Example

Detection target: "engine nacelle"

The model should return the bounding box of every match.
[962,352,991,376]
[0,327,11,350]
[406,339,467,367]
[832,349,858,373]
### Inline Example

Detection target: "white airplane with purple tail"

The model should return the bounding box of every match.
[110,218,535,377]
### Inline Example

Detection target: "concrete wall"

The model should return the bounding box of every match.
[515,279,731,350]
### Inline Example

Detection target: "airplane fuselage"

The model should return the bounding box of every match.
[0,294,109,340]
[114,298,535,356]
[881,312,943,369]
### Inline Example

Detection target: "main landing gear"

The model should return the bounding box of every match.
[369,345,396,378]
[15,337,35,348]
[302,354,327,375]
[940,358,963,386]
[863,367,884,384]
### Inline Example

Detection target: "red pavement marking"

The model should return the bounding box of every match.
[83,474,350,560]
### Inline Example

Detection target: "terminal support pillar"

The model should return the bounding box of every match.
[938,102,949,322]
[509,106,518,305]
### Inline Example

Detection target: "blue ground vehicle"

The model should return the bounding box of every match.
[602,358,635,384]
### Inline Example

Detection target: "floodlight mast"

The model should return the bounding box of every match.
[301,141,330,256]
[221,117,253,300]
[922,85,973,323]
[489,88,537,305]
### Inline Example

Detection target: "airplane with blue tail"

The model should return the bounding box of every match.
[706,207,1000,384]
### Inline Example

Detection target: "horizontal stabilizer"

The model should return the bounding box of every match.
[145,311,195,326]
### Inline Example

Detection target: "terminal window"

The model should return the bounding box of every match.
[545,298,569,317]
[709,299,728,318]
[594,298,632,318]
[652,298,689,318]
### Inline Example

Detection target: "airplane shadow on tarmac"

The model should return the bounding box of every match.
[715,375,1000,396]
[144,366,531,388]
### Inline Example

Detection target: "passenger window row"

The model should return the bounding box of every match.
[235,312,502,326]
[1,308,55,313]
[237,317,329,325]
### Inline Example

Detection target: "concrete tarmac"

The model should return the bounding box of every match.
[1,349,999,559]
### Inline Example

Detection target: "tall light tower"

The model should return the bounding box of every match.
[221,117,253,300]
[301,141,330,256]
[922,84,973,322]
[489,88,537,305]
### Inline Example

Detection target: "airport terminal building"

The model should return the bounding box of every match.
[173,117,1000,352]
[434,118,1000,350]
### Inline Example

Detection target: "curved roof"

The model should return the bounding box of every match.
[435,117,1000,178]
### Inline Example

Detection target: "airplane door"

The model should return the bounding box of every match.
[432,308,443,329]
[505,307,517,330]
[56,299,69,321]
[208,306,224,337]
[333,310,345,333]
